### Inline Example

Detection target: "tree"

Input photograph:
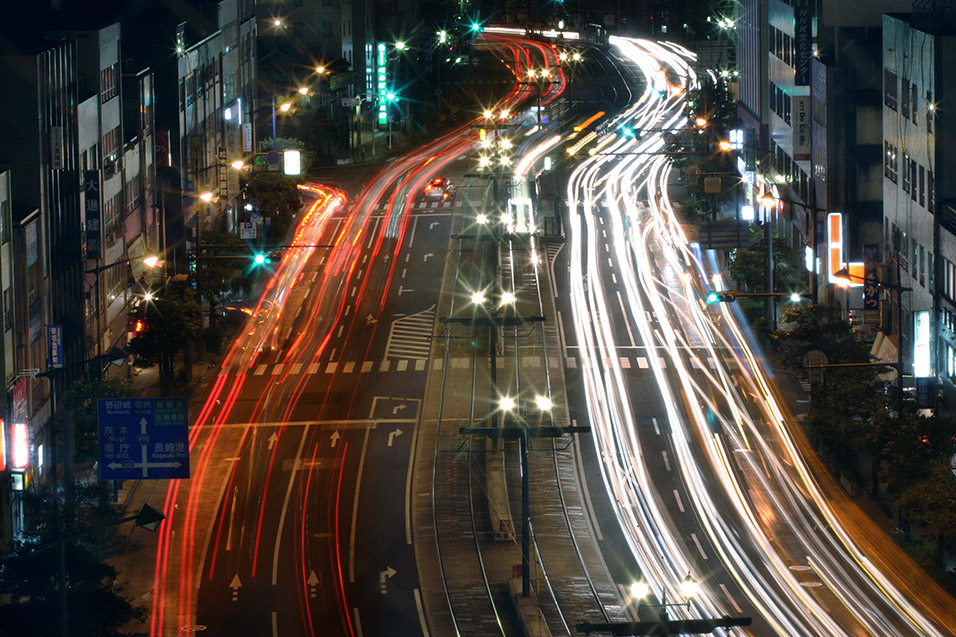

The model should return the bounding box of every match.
[127,282,199,390]
[0,484,145,636]
[60,380,143,462]
[771,304,872,370]
[728,227,801,294]
[899,462,956,562]
[198,230,247,311]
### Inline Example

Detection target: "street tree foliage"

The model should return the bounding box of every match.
[127,282,199,388]
[771,304,872,370]
[0,484,145,636]
[899,462,956,560]
[199,230,248,308]
[61,380,143,462]
[728,227,801,296]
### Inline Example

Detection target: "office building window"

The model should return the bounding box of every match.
[902,152,911,192]
[929,170,935,211]
[901,78,910,118]
[884,142,898,183]
[911,159,918,202]
[884,69,898,110]
[919,165,925,207]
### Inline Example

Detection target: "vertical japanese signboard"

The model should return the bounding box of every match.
[863,244,880,324]
[792,96,811,161]
[46,325,63,369]
[794,0,813,86]
[377,43,388,125]
[84,170,101,259]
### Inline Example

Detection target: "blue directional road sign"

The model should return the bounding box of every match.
[98,398,190,480]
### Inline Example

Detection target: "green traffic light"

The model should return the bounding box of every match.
[622,127,635,138]
[705,292,720,304]
[254,253,266,265]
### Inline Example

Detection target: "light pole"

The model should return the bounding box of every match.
[85,254,162,380]
[834,258,911,416]
[578,573,751,635]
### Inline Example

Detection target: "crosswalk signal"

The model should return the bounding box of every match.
[705,291,736,304]
[253,252,267,266]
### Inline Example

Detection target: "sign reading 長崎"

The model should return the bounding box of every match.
[98,398,190,480]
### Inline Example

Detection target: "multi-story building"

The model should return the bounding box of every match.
[0,37,77,507]
[176,0,256,270]
[882,13,956,399]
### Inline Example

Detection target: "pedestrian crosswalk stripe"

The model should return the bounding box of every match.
[272,363,284,375]
[343,361,355,373]
[433,359,443,370]
[255,363,267,375]
[566,357,576,368]
[291,362,302,375]
[397,360,408,371]
[325,362,338,374]
[522,357,541,368]
[637,357,649,369]
[452,357,468,369]
[308,362,319,374]
[620,357,631,369]
[415,359,426,371]
[379,360,391,372]
[362,361,373,373]
[385,305,435,360]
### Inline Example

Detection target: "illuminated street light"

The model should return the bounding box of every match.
[500,108,510,118]
[478,155,492,167]
[198,191,217,203]
[316,65,327,74]
[679,573,701,599]
[298,86,309,95]
[279,101,292,113]
[717,140,732,151]
[483,108,494,119]
[231,159,246,171]
[534,395,552,411]
[498,155,512,166]
[142,291,155,302]
[498,396,516,411]
[142,255,162,269]
[470,291,486,304]
[695,117,708,127]
[273,18,282,27]
[630,578,651,600]
[438,30,448,44]
[499,291,516,305]
[476,213,489,224]
[395,40,407,51]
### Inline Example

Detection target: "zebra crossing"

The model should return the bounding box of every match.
[563,353,741,371]
[373,200,454,214]
[385,305,436,360]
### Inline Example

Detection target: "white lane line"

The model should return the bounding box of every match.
[414,589,430,637]
[673,490,685,513]
[350,286,357,298]
[337,325,344,337]
[226,486,238,551]
[272,611,278,637]
[345,305,351,316]
[652,417,660,435]
[353,608,364,637]
[691,533,709,560]
[349,426,372,582]
[720,584,743,614]
[408,215,419,248]
[616,290,636,346]
[661,450,671,472]
[272,425,311,585]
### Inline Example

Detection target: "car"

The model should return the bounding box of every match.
[424,177,454,201]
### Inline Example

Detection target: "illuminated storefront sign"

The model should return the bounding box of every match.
[913,310,932,377]
[376,43,388,125]
[11,422,29,470]
[827,212,863,286]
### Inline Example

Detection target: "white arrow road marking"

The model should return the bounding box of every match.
[379,566,397,593]
[392,404,407,415]
[387,429,403,447]
[230,574,242,601]
[268,433,278,450]
[366,314,377,325]
[423,253,434,262]
[429,222,438,229]
[107,460,182,471]
[307,570,319,598]
[330,431,341,447]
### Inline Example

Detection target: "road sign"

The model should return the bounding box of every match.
[98,398,190,480]
[250,211,261,221]
[239,222,256,239]
[249,198,260,209]
[662,132,677,144]
[341,97,361,107]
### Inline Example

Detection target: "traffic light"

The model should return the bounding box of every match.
[705,291,736,304]
[253,252,268,266]
[128,309,148,333]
